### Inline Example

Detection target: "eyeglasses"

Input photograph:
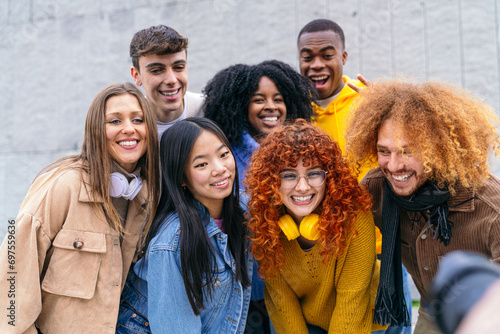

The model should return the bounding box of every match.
[278,170,328,189]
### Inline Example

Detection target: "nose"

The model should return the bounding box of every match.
[387,153,405,172]
[295,175,310,192]
[211,161,227,177]
[310,57,324,70]
[264,99,277,111]
[162,68,178,86]
[121,119,136,134]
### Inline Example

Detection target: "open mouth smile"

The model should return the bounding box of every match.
[118,140,139,147]
[291,194,314,203]
[391,173,413,182]
[159,88,180,97]
[211,177,230,187]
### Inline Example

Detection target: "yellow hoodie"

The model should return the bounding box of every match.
[313,75,382,253]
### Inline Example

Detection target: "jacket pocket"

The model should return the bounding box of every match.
[41,229,106,299]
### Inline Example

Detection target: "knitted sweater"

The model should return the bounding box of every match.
[264,211,385,333]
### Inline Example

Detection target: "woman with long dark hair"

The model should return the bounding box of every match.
[116,117,252,333]
[203,60,316,333]
[0,82,160,334]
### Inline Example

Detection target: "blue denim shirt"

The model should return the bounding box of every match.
[231,132,264,301]
[116,207,253,334]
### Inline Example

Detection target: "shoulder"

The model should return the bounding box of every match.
[24,165,84,209]
[185,91,205,117]
[239,193,250,212]
[473,174,500,215]
[232,132,258,159]
[348,210,375,242]
[360,167,384,188]
[149,212,182,252]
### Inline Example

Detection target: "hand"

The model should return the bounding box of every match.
[347,74,371,93]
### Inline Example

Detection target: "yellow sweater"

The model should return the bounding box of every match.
[313,76,382,254]
[264,211,386,333]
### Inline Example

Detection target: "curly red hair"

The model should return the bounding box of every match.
[245,119,372,277]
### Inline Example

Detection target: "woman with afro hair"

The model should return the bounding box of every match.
[203,59,316,190]
[203,59,316,333]
[246,119,385,334]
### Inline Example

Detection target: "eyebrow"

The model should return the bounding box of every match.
[191,144,227,163]
[281,165,322,172]
[145,63,165,69]
[106,110,143,117]
[251,92,283,97]
[300,45,336,54]
[377,144,410,151]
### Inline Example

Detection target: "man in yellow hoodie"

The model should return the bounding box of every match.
[297,19,412,334]
[297,19,364,156]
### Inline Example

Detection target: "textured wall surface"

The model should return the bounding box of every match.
[2,0,500,244]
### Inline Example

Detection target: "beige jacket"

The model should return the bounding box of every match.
[0,165,149,334]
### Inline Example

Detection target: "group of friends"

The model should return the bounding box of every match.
[1,18,500,334]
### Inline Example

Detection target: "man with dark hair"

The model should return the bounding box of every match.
[297,19,412,334]
[297,19,362,154]
[130,25,203,138]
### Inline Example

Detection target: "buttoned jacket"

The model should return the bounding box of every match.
[117,207,253,334]
[362,167,500,298]
[0,163,150,334]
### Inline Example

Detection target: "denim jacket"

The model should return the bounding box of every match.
[116,206,253,334]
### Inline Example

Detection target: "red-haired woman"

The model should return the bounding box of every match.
[245,119,385,334]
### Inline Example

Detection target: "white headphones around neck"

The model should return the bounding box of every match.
[110,172,143,200]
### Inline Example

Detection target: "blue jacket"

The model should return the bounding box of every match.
[231,132,265,301]
[232,131,259,191]
[116,207,253,334]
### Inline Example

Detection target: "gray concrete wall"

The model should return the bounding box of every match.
[2,0,500,242]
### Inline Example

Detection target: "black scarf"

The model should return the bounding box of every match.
[374,179,452,326]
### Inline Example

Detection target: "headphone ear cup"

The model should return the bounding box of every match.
[299,213,320,240]
[123,176,143,200]
[278,214,300,240]
[110,172,128,198]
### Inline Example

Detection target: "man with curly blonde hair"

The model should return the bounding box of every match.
[345,78,500,334]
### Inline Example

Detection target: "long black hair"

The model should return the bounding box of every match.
[142,117,250,315]
[203,59,317,146]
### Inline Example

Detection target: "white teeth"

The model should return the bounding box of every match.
[292,195,313,202]
[311,76,328,81]
[160,89,178,96]
[262,117,278,122]
[119,141,137,146]
[212,178,228,186]
[392,173,413,182]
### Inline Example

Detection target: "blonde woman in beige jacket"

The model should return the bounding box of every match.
[0,83,159,334]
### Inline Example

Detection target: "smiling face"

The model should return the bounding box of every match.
[131,51,188,123]
[248,76,287,140]
[298,30,347,100]
[105,94,148,173]
[279,159,326,224]
[377,118,430,197]
[184,130,236,219]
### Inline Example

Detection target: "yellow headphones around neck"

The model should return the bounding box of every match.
[277,213,320,241]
